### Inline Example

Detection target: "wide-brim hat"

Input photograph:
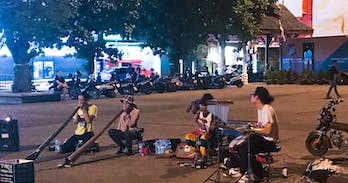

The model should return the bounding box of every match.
[120,95,134,104]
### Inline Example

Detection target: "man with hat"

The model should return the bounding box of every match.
[108,95,140,155]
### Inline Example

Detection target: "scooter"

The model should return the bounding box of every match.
[66,73,82,99]
[209,75,226,89]
[94,81,118,98]
[305,99,348,156]
[224,73,243,88]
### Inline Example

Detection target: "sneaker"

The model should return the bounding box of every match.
[116,147,125,154]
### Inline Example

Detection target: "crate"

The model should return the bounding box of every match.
[0,119,19,151]
[0,159,34,183]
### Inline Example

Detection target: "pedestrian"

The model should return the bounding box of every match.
[60,92,97,153]
[108,95,141,156]
[326,60,347,99]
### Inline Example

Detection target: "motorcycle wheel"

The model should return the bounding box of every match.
[236,81,243,88]
[143,89,153,95]
[167,84,177,92]
[86,88,99,99]
[154,83,166,93]
[104,90,116,98]
[120,87,135,95]
[305,133,329,156]
[69,87,81,100]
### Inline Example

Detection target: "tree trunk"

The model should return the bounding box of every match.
[6,35,33,93]
[12,64,32,93]
[218,34,226,74]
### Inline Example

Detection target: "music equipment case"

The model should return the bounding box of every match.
[0,118,19,151]
[0,159,34,183]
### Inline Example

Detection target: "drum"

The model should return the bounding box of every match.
[217,128,241,137]
[228,134,249,150]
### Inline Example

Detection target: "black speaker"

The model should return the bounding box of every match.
[0,118,19,151]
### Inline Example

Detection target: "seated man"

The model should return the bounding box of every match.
[60,92,97,153]
[229,87,279,182]
[108,95,140,156]
[53,71,68,100]
[185,93,216,165]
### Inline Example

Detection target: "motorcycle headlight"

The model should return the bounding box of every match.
[116,83,120,88]
[96,85,101,89]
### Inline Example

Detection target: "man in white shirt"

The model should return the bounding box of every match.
[232,87,279,182]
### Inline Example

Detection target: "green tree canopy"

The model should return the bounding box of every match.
[0,0,277,92]
[0,0,74,92]
[133,0,277,72]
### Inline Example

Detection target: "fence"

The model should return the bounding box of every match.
[0,75,13,90]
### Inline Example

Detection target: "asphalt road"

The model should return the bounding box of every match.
[1,84,348,183]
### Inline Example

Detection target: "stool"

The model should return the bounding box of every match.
[134,128,144,151]
[256,145,281,182]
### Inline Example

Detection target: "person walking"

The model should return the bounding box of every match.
[326,60,347,99]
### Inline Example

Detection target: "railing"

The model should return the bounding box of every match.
[0,75,14,90]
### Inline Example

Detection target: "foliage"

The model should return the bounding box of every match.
[315,70,327,84]
[133,0,278,71]
[265,69,330,85]
[0,0,278,91]
[64,0,141,73]
[0,0,74,92]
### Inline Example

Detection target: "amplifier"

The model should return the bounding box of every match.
[0,118,19,151]
[0,159,34,183]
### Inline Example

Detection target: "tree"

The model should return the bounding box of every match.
[133,0,277,73]
[64,0,141,73]
[0,0,74,92]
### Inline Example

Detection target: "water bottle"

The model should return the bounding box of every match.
[281,159,288,178]
[54,139,61,152]
[75,140,83,151]
[138,142,145,156]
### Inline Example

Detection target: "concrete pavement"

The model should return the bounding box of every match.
[1,84,348,182]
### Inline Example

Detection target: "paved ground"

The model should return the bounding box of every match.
[1,84,348,182]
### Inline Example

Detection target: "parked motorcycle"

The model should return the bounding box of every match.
[224,73,243,88]
[152,77,168,93]
[81,75,102,99]
[305,99,348,156]
[209,75,226,89]
[66,73,82,99]
[94,81,118,98]
[48,72,81,99]
[117,79,137,95]
[135,76,153,95]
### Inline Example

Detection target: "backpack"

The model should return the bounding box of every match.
[302,158,342,183]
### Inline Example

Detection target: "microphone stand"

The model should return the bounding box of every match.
[203,132,224,183]
[246,132,257,182]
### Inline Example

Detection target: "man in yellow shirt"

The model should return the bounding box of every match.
[61,92,97,153]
